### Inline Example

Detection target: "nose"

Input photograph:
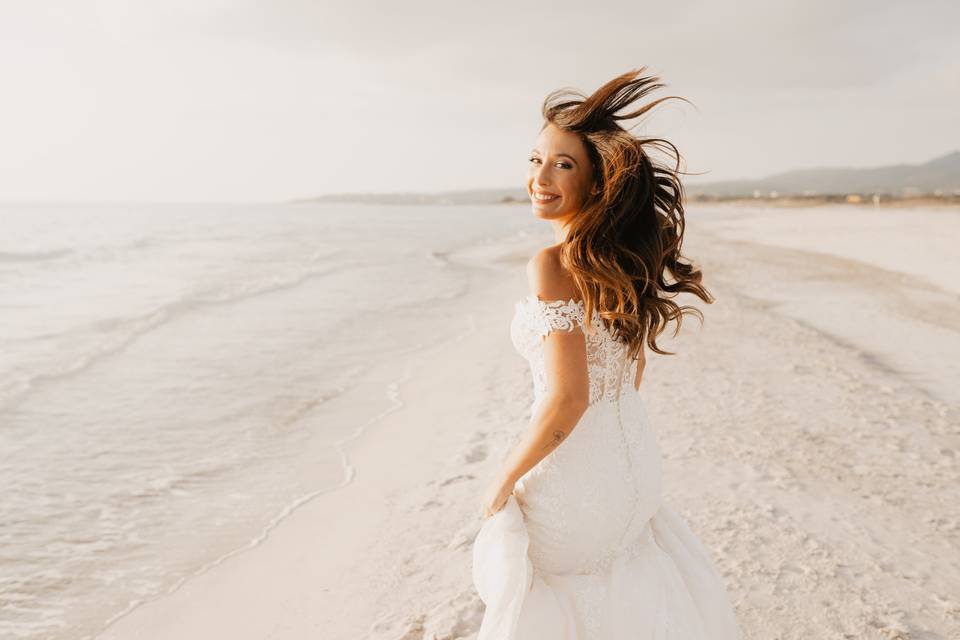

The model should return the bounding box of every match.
[531,169,552,189]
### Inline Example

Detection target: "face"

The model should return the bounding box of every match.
[527,122,595,222]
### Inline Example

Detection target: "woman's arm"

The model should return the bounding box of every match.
[634,345,647,390]
[480,336,589,517]
[480,248,591,517]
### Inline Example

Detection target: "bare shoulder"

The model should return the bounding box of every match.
[526,245,580,302]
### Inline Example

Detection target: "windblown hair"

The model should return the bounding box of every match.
[542,66,714,358]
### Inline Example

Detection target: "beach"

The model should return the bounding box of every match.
[3,203,958,639]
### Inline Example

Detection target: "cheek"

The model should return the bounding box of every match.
[561,174,589,201]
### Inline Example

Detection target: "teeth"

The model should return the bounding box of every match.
[534,192,558,201]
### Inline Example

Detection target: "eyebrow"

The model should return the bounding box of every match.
[531,150,579,165]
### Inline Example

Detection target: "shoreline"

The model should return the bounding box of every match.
[93,233,542,640]
[93,358,415,638]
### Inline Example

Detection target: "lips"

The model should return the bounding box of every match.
[531,190,560,202]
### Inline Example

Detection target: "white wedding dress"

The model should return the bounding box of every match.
[472,295,743,639]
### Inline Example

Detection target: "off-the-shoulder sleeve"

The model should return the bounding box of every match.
[529,296,586,339]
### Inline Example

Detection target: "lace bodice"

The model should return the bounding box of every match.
[509,295,637,406]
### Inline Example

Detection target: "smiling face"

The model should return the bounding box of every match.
[527,122,595,223]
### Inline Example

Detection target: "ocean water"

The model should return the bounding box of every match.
[0,201,539,639]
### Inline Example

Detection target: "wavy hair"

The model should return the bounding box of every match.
[542,66,714,358]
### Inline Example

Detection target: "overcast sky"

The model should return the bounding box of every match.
[1,0,957,203]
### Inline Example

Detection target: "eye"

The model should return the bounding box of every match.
[528,157,572,169]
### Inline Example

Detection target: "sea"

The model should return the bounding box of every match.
[0,201,540,639]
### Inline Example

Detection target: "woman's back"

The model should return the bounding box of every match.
[510,294,640,408]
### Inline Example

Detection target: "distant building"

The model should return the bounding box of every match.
[846,194,862,203]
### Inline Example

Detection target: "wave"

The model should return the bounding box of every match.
[0,238,159,272]
[0,257,350,415]
[0,248,76,263]
[88,317,482,640]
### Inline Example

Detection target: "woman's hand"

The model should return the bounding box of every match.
[480,474,515,519]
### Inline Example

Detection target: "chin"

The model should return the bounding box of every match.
[530,208,565,221]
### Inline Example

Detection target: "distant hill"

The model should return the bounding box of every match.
[685,150,960,198]
[293,150,960,204]
[291,188,525,206]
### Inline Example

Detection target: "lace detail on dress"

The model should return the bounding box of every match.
[509,294,638,406]
[529,296,585,338]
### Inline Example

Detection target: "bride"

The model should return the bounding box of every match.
[472,67,743,639]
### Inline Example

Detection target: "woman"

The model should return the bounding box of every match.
[472,67,743,639]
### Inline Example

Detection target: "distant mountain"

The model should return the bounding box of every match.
[293,150,960,205]
[685,150,960,198]
[291,188,525,206]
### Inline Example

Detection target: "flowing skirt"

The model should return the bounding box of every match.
[472,392,742,639]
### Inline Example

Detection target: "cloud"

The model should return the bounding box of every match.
[0,0,956,201]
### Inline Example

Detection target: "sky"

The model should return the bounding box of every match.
[0,0,957,203]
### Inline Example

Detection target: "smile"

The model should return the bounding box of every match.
[533,191,559,202]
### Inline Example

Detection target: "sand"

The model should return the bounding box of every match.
[95,205,960,640]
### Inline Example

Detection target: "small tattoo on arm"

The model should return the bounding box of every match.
[542,430,565,450]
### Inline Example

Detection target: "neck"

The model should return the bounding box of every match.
[550,218,571,244]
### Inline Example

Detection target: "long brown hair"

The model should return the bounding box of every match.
[543,66,714,358]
